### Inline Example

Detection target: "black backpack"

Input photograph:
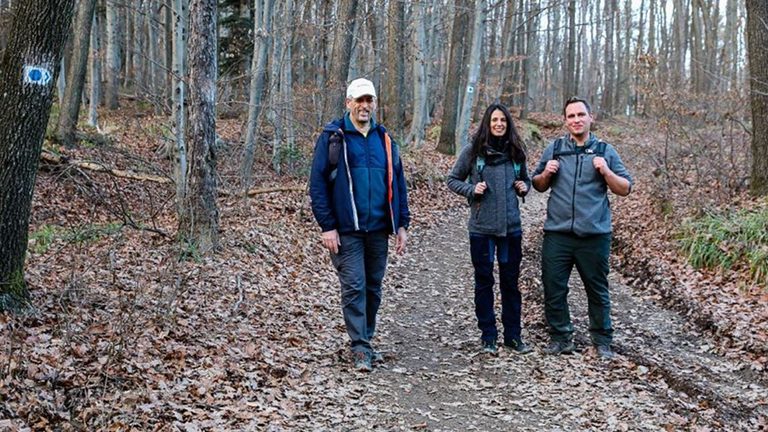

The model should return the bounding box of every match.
[327,128,344,181]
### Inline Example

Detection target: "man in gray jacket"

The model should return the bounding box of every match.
[531,97,633,360]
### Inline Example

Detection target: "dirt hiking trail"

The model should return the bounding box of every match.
[326,190,767,431]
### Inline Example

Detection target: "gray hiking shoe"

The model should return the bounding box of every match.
[352,351,373,372]
[596,345,615,360]
[504,339,533,355]
[543,340,576,355]
[481,339,498,355]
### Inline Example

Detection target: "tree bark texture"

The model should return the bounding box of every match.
[436,0,470,155]
[0,0,76,309]
[172,0,188,209]
[746,0,768,196]
[56,0,98,147]
[383,0,405,134]
[563,0,576,101]
[88,11,101,128]
[180,0,219,253]
[455,0,486,154]
[601,0,615,115]
[407,0,428,148]
[240,0,274,188]
[105,0,121,109]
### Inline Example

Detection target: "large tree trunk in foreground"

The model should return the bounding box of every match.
[179,0,219,254]
[0,0,77,310]
[746,0,768,196]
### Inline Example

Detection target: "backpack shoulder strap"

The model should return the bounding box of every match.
[552,137,578,159]
[476,155,485,173]
[595,140,607,156]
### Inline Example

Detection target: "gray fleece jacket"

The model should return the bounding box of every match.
[532,133,633,236]
[447,144,531,236]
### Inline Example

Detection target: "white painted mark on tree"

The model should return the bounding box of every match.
[23,66,52,86]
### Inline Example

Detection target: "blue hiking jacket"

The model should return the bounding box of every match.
[309,115,410,234]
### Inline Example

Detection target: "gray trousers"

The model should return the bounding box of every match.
[330,231,389,354]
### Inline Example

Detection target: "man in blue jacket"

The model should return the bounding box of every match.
[309,78,410,372]
[531,97,633,360]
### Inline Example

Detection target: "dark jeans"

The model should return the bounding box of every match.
[469,233,523,344]
[541,231,613,346]
[330,231,389,354]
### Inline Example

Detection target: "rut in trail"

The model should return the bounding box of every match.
[336,191,768,431]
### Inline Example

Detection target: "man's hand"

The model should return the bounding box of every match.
[532,160,559,192]
[474,181,488,195]
[395,227,408,255]
[593,156,631,196]
[321,229,341,254]
[543,160,560,177]
[513,180,527,194]
[593,156,610,176]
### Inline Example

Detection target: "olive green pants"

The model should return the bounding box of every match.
[541,232,613,346]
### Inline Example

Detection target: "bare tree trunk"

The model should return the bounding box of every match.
[57,57,67,106]
[746,0,768,196]
[563,0,576,100]
[180,0,219,253]
[436,0,470,155]
[0,0,77,310]
[322,0,359,120]
[521,0,540,118]
[240,0,274,188]
[633,0,645,115]
[648,0,656,56]
[407,0,428,148]
[147,0,160,98]
[57,0,98,147]
[172,0,188,211]
[499,0,518,107]
[165,0,173,103]
[132,0,145,94]
[587,0,602,106]
[124,0,134,87]
[601,0,615,115]
[270,0,294,174]
[723,0,739,89]
[88,11,101,127]
[383,0,405,135]
[267,0,283,172]
[672,0,689,85]
[105,0,121,108]
[456,0,486,153]
[690,0,704,92]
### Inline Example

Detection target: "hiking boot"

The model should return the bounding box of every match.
[372,351,384,363]
[352,351,373,372]
[504,339,533,355]
[543,340,575,355]
[481,339,498,355]
[595,345,615,360]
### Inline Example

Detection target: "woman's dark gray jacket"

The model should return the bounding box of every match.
[447,144,531,236]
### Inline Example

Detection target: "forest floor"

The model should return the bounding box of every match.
[1,107,767,430]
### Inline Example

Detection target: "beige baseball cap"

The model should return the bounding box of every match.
[346,78,377,99]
